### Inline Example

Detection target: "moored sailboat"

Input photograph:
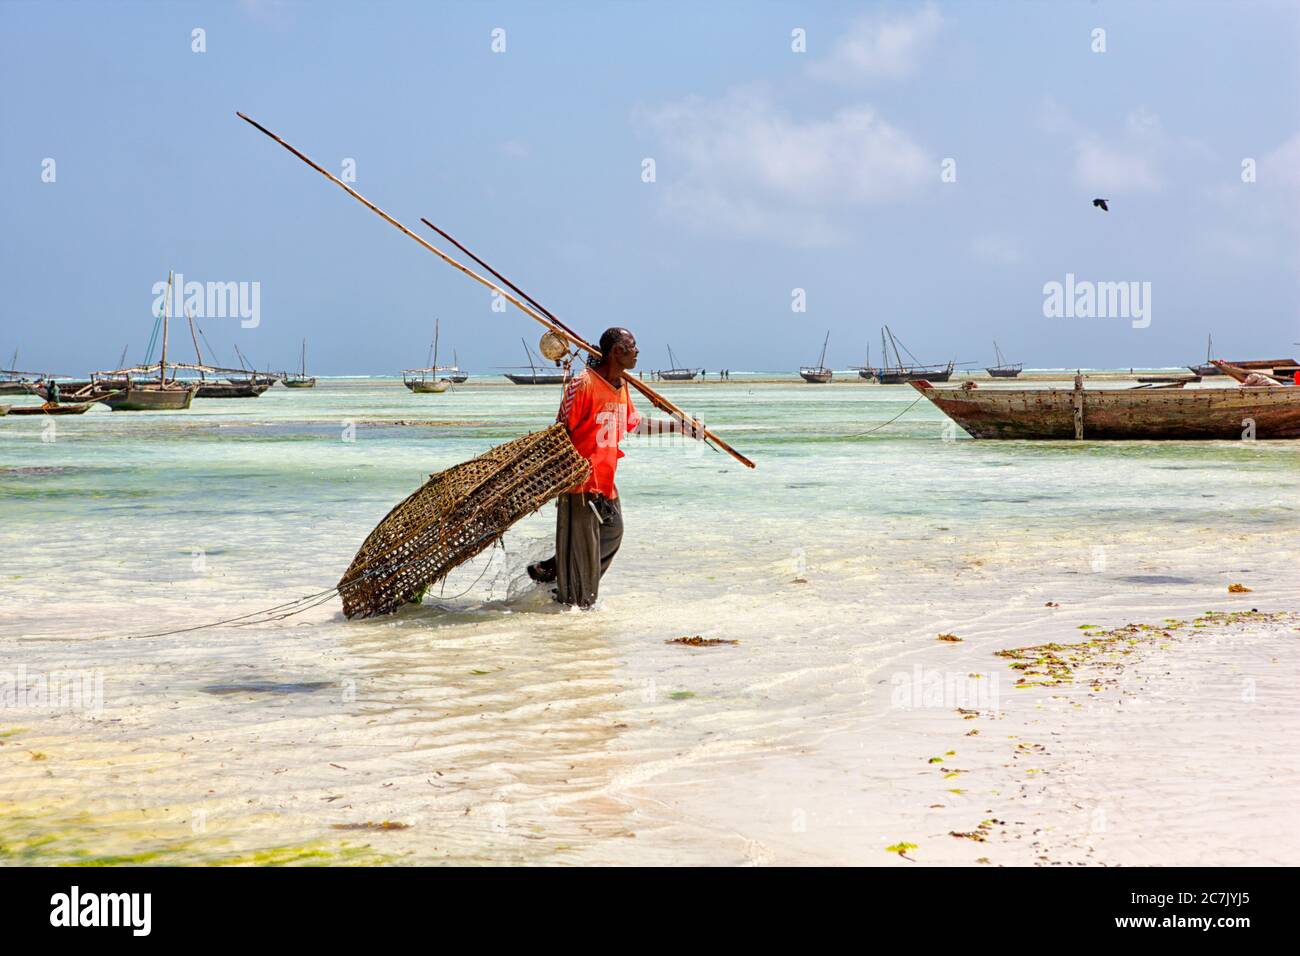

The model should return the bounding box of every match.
[985,340,1023,378]
[873,326,954,383]
[799,331,833,383]
[659,345,700,381]
[503,338,566,385]
[283,338,317,388]
[402,318,454,393]
[82,272,197,410]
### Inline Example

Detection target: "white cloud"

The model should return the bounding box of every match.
[500,140,530,160]
[809,5,945,83]
[1260,130,1300,193]
[641,87,934,244]
[970,234,1022,266]
[1041,101,1192,194]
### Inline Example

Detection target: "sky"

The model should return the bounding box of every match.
[1,0,1297,374]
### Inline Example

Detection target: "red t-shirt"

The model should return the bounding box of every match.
[559,368,641,498]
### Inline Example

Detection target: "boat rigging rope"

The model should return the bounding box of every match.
[845,393,927,438]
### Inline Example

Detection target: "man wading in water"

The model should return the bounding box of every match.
[528,327,702,608]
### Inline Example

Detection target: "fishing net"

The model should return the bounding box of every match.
[337,423,590,619]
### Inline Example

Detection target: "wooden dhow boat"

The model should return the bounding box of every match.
[178,310,273,397]
[76,273,197,410]
[282,338,317,388]
[658,345,700,382]
[0,352,45,395]
[6,402,93,416]
[1211,360,1295,386]
[911,374,1300,439]
[403,318,455,393]
[503,338,566,385]
[985,340,1023,378]
[874,326,954,383]
[1187,334,1222,377]
[1188,334,1298,378]
[799,331,833,383]
[448,351,468,384]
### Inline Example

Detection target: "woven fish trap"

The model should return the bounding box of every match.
[337,423,590,619]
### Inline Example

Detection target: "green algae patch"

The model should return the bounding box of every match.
[997,610,1297,690]
[0,806,398,867]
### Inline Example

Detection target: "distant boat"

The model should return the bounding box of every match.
[1188,335,1298,377]
[503,338,567,385]
[985,340,1023,378]
[799,331,833,383]
[856,343,877,382]
[83,271,197,410]
[1188,334,1221,377]
[658,345,700,381]
[283,338,317,388]
[873,326,953,383]
[403,318,455,393]
[1212,360,1294,386]
[181,308,272,398]
[911,374,1300,439]
[6,402,92,416]
[1137,374,1200,384]
[449,350,468,384]
[0,349,43,394]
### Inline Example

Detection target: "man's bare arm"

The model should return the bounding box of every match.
[634,416,706,438]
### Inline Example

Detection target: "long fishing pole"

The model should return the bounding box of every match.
[235,111,754,469]
[416,219,751,464]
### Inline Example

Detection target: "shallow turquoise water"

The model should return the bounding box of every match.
[1,377,1297,864]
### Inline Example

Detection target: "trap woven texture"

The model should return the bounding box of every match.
[338,423,590,619]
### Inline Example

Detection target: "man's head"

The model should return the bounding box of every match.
[598,327,638,373]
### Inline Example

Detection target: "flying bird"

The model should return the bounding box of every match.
[1092,198,1109,212]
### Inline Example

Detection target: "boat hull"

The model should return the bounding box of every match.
[504,373,566,385]
[410,379,452,393]
[102,386,197,411]
[195,381,272,398]
[912,381,1300,439]
[659,369,699,381]
[282,378,316,388]
[986,366,1023,378]
[799,369,833,383]
[877,369,951,384]
[6,403,92,416]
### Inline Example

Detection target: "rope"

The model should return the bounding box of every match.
[845,394,926,438]
[141,313,162,366]
[122,526,518,640]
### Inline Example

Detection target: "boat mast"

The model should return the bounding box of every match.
[884,325,903,371]
[432,319,440,375]
[817,330,829,370]
[187,306,205,380]
[521,338,536,375]
[300,338,307,377]
[160,270,173,384]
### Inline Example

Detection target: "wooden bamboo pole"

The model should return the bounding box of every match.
[415,219,754,466]
[234,111,754,469]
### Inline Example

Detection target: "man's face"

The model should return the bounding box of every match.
[612,335,638,371]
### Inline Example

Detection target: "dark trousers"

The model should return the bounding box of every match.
[537,492,624,607]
